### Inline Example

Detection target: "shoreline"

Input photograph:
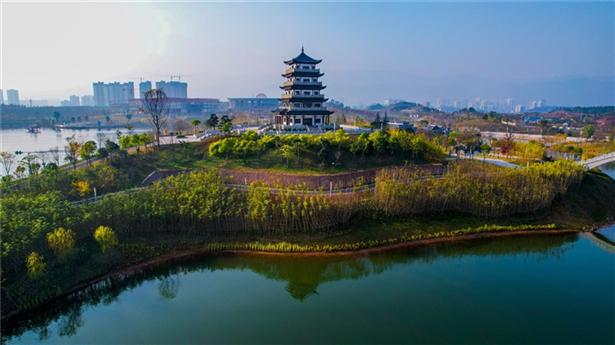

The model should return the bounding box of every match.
[1,227,583,324]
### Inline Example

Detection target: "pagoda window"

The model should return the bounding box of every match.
[303,91,311,95]
[312,78,318,82]
[314,91,319,95]
[315,118,322,123]
[315,103,321,108]
[294,103,301,107]
[294,118,301,124]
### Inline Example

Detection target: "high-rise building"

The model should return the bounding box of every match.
[139,81,153,99]
[155,80,187,98]
[69,95,80,106]
[274,48,333,128]
[6,89,20,105]
[0,89,3,105]
[81,95,95,106]
[93,82,134,106]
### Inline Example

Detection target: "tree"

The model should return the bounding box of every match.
[191,119,201,135]
[480,143,491,160]
[79,140,97,165]
[52,111,61,123]
[20,154,40,176]
[0,151,16,176]
[14,165,26,179]
[206,113,219,128]
[96,147,109,159]
[73,180,91,197]
[582,125,595,139]
[93,226,118,253]
[65,136,81,169]
[371,112,381,129]
[539,119,550,141]
[218,115,233,133]
[499,130,515,157]
[105,139,120,152]
[47,227,76,259]
[126,113,133,123]
[143,89,169,148]
[26,251,46,279]
[280,144,294,167]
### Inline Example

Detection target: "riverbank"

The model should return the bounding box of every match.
[0,224,585,325]
[3,169,615,323]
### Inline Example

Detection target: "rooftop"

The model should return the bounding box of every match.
[284,47,322,65]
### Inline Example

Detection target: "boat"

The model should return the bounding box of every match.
[26,125,41,133]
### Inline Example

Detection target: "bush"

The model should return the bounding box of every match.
[208,129,445,166]
[46,227,76,259]
[26,251,46,279]
[93,226,119,253]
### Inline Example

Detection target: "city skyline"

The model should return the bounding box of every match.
[2,2,614,106]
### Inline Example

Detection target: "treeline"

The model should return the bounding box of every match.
[208,129,445,166]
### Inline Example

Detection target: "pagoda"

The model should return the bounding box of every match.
[274,48,333,129]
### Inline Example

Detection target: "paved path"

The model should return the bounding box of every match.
[581,151,615,169]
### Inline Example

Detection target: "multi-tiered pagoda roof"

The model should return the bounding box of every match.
[274,48,333,129]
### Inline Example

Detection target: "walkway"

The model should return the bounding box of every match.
[581,152,615,169]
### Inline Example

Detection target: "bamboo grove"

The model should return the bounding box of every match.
[1,160,584,277]
[374,160,585,217]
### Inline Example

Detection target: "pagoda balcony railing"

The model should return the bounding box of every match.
[282,80,322,87]
[284,67,320,74]
[281,106,328,110]
[281,93,325,99]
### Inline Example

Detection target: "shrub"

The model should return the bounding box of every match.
[93,226,119,253]
[46,227,76,259]
[26,251,46,278]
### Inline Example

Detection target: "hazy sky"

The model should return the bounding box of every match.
[2,2,614,106]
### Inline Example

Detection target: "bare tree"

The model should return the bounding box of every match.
[50,147,61,166]
[142,89,168,149]
[0,151,16,176]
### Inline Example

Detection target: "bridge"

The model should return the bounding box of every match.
[581,151,615,169]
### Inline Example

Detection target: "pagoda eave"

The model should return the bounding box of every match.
[276,109,333,116]
[281,71,324,78]
[280,97,328,103]
[280,84,326,91]
[284,59,322,65]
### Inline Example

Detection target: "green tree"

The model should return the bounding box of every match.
[582,125,595,139]
[280,144,294,167]
[47,227,76,259]
[191,119,201,135]
[26,251,46,278]
[206,113,219,128]
[480,143,491,160]
[79,140,97,165]
[93,225,118,253]
[52,111,61,123]
[219,115,233,133]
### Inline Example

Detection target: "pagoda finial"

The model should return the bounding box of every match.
[301,45,304,53]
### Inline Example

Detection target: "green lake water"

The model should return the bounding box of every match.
[4,229,615,344]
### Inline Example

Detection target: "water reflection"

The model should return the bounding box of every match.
[2,233,576,341]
